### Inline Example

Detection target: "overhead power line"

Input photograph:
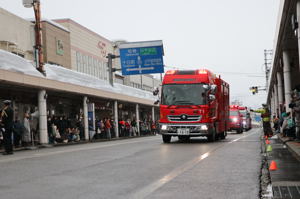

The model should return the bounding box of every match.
[163,65,263,76]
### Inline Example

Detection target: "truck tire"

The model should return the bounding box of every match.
[162,135,171,143]
[220,131,227,139]
[237,128,243,134]
[207,127,216,142]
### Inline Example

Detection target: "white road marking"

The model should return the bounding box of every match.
[131,129,260,199]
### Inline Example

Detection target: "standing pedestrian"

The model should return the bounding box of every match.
[12,118,24,148]
[0,100,14,155]
[105,118,111,140]
[131,119,137,136]
[251,104,272,137]
[22,113,31,146]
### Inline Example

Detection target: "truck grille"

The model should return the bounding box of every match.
[168,115,201,122]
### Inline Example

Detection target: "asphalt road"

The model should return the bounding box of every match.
[0,128,262,199]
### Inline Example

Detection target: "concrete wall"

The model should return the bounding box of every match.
[0,7,34,60]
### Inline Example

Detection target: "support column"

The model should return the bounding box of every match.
[277,72,284,113]
[38,90,48,144]
[152,106,155,122]
[83,96,89,140]
[283,51,292,112]
[297,0,300,71]
[274,83,279,116]
[114,101,119,138]
[272,91,276,117]
[136,104,140,136]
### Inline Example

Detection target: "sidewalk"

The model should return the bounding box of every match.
[265,133,300,199]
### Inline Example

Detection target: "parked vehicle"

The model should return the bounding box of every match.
[238,106,252,131]
[156,69,229,143]
[229,105,243,134]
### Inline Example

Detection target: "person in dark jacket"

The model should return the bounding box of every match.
[13,118,24,147]
[0,100,14,155]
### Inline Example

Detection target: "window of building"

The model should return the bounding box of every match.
[12,52,24,58]
[82,55,87,74]
[88,56,92,75]
[76,51,81,71]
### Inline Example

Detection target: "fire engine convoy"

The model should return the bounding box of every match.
[157,69,230,143]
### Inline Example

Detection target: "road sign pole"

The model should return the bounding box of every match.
[140,74,143,90]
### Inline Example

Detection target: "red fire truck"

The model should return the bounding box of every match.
[229,105,244,133]
[158,69,230,143]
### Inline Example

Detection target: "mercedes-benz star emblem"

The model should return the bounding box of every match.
[181,115,187,120]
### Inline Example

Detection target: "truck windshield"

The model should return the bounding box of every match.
[239,110,247,117]
[230,111,239,116]
[161,84,207,105]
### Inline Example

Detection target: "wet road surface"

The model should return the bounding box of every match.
[0,128,262,199]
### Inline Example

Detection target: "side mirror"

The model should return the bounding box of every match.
[154,100,160,105]
[153,87,159,96]
[209,94,215,101]
[203,85,209,90]
[210,84,217,94]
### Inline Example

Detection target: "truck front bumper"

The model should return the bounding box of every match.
[159,123,211,136]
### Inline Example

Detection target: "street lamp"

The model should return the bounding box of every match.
[23,0,45,75]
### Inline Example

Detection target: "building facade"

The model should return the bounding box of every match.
[41,20,71,69]
[54,19,112,81]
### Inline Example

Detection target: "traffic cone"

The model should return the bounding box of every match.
[266,140,270,145]
[266,144,272,152]
[269,160,278,171]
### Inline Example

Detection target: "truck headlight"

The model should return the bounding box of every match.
[200,125,208,130]
[161,125,168,130]
[242,121,246,125]
[232,117,238,122]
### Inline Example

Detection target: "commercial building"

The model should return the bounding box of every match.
[0,8,160,145]
[267,0,300,115]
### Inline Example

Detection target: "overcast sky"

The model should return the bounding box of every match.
[0,0,280,108]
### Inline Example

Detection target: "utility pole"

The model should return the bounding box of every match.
[264,49,273,89]
[23,0,45,75]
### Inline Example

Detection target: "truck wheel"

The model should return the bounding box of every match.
[208,128,216,142]
[220,131,227,139]
[162,135,171,143]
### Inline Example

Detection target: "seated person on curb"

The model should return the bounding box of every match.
[281,112,296,138]
[68,127,80,142]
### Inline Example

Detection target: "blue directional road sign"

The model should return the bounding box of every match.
[119,40,164,75]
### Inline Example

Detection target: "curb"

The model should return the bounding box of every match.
[260,132,272,199]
